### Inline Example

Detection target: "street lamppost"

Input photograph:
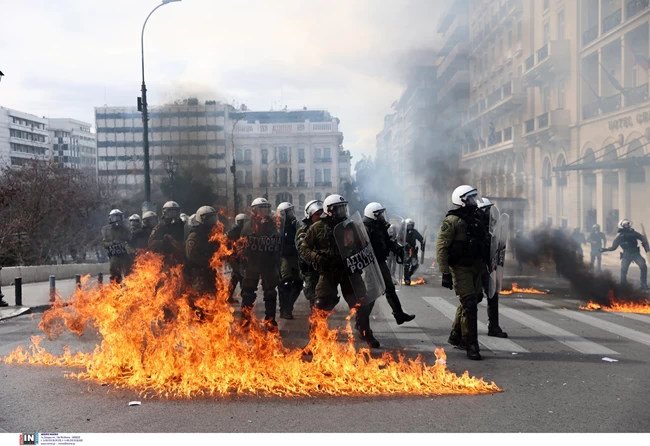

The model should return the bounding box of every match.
[140,0,182,214]
[164,156,179,201]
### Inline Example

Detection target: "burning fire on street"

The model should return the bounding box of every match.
[500,283,548,295]
[580,292,650,314]
[3,224,499,398]
[402,277,426,285]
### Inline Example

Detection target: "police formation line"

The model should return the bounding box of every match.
[100,186,648,362]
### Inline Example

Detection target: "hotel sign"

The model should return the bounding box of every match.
[609,110,650,132]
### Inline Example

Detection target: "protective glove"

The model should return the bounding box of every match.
[441,273,453,290]
[316,254,333,272]
[599,248,608,253]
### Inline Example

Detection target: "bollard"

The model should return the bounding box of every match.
[14,277,22,307]
[98,272,103,285]
[75,274,82,289]
[49,275,56,303]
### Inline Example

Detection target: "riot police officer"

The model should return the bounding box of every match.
[296,200,323,306]
[130,214,150,250]
[601,219,649,289]
[102,209,135,283]
[148,201,186,266]
[299,194,380,348]
[436,185,487,360]
[240,198,283,331]
[363,202,415,324]
[403,218,425,285]
[277,202,303,320]
[185,206,220,294]
[588,224,607,271]
[226,213,248,304]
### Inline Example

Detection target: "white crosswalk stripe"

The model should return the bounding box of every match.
[375,298,435,352]
[521,299,650,347]
[482,301,618,355]
[608,312,650,325]
[423,296,529,353]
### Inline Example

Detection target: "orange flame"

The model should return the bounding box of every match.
[431,262,436,268]
[402,277,426,286]
[3,223,500,398]
[580,292,650,314]
[500,283,548,295]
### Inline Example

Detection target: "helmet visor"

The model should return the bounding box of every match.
[375,209,386,222]
[284,208,295,219]
[144,216,159,228]
[203,213,218,227]
[254,205,271,218]
[109,214,123,224]
[164,208,181,220]
[331,203,348,220]
[463,191,482,208]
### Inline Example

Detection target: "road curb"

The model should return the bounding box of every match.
[0,306,32,322]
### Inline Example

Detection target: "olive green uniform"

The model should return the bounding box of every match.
[436,210,485,351]
[296,220,319,305]
[299,216,374,338]
[226,223,244,299]
[102,223,134,283]
[148,220,186,266]
[279,216,303,316]
[185,224,219,294]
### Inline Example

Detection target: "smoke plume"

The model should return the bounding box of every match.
[514,228,647,304]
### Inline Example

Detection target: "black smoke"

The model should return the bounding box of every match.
[514,228,647,304]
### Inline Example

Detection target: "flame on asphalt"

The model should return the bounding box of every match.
[3,223,499,398]
[500,283,548,295]
[580,291,650,314]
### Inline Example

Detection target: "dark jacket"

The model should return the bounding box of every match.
[299,216,343,272]
[606,228,649,256]
[131,228,151,250]
[282,216,299,258]
[148,220,186,264]
[363,216,400,263]
[185,224,219,291]
[587,231,606,253]
[405,228,424,248]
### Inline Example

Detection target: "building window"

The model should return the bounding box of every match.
[299,194,306,208]
[279,146,289,163]
[315,192,322,201]
[236,170,244,185]
[299,169,305,183]
[315,169,322,184]
[261,169,268,185]
[557,78,565,109]
[323,147,331,161]
[557,10,565,41]
[244,149,252,161]
[298,148,305,163]
[279,168,289,186]
[261,149,268,164]
[323,168,331,184]
[543,21,550,44]
[542,85,550,112]
[507,29,513,48]
[516,21,522,42]
[245,170,252,185]
[235,149,243,162]
[314,148,321,161]
[543,0,549,10]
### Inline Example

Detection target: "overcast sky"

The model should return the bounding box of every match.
[0,0,442,161]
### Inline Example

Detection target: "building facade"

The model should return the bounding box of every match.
[48,118,97,177]
[95,101,228,204]
[227,109,350,211]
[458,0,650,235]
[0,107,49,167]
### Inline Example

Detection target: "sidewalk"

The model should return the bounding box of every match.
[0,278,79,321]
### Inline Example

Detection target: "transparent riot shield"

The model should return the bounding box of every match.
[495,213,510,296]
[396,219,407,286]
[240,214,284,277]
[487,206,500,299]
[420,225,429,265]
[333,212,386,305]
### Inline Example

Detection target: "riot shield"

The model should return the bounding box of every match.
[494,213,510,296]
[240,214,284,276]
[396,218,407,285]
[333,211,386,305]
[420,225,428,264]
[487,206,500,299]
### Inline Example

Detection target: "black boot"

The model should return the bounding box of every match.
[464,295,482,360]
[447,329,466,349]
[0,297,8,307]
[394,312,416,325]
[487,295,508,338]
[357,328,380,348]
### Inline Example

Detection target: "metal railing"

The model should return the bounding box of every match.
[525,119,535,133]
[525,55,535,71]
[504,127,513,141]
[537,112,549,129]
[537,43,549,63]
[626,0,649,19]
[601,93,622,113]
[583,24,598,47]
[583,102,600,120]
[602,9,622,34]
[626,83,649,107]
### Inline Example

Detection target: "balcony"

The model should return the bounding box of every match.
[437,69,470,105]
[582,101,600,120]
[321,157,332,163]
[626,0,649,20]
[602,9,622,34]
[523,109,570,145]
[296,181,308,187]
[626,83,649,107]
[314,181,332,187]
[601,92,622,113]
[521,40,570,87]
[462,79,526,125]
[583,24,598,47]
[462,125,524,161]
[471,0,522,54]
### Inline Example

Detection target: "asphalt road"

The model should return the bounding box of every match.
[1,264,649,433]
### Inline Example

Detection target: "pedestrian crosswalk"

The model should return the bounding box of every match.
[282,294,650,359]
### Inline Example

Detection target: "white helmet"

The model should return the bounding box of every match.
[618,219,632,230]
[108,209,123,224]
[129,214,142,229]
[387,224,397,239]
[364,202,386,221]
[235,213,249,225]
[478,198,493,209]
[251,197,271,218]
[405,218,415,230]
[162,201,181,222]
[277,202,295,219]
[180,213,189,223]
[304,200,324,219]
[323,194,348,220]
[452,185,481,208]
[142,211,158,228]
[195,206,218,226]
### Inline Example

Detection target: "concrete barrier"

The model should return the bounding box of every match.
[0,263,110,286]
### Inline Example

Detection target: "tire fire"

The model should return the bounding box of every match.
[3,223,499,398]
[580,293,650,314]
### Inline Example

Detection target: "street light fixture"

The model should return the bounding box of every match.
[140,0,182,214]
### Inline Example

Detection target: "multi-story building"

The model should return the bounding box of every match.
[460,0,650,235]
[95,100,228,205]
[0,107,49,167]
[227,109,350,211]
[48,118,97,176]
